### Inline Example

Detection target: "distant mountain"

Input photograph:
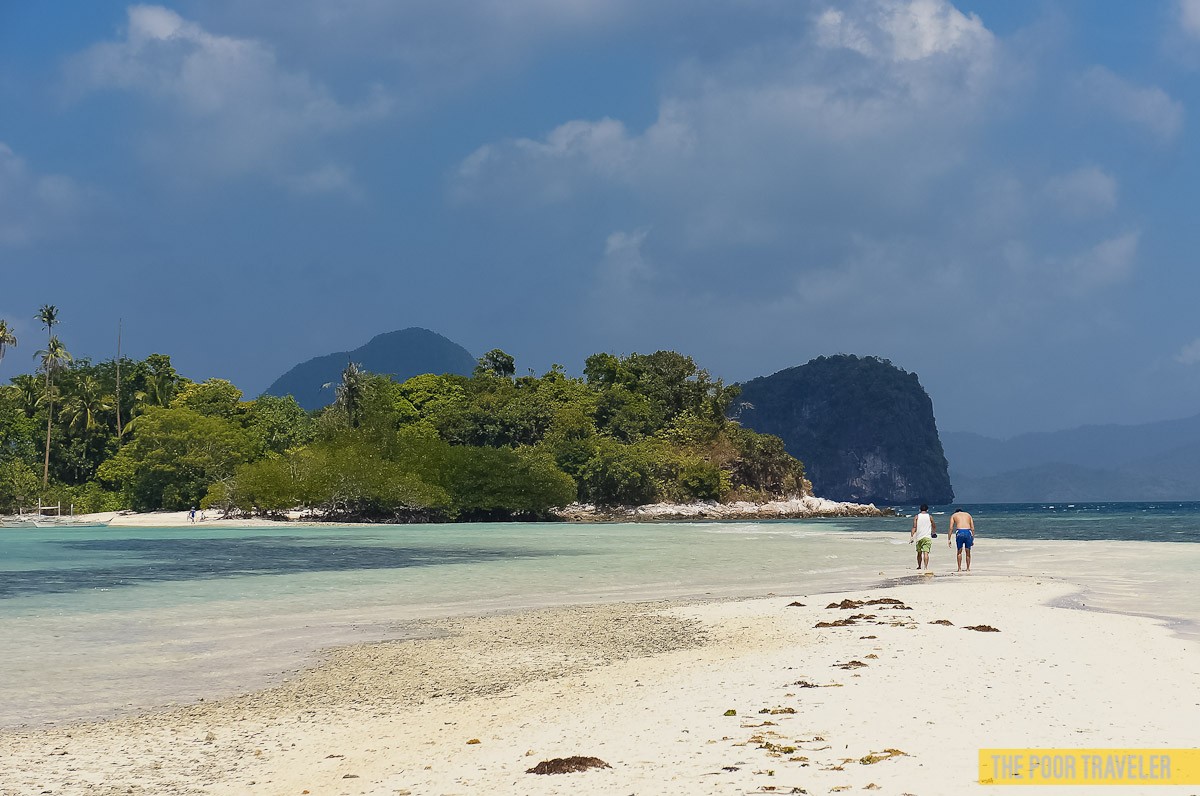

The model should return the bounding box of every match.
[944,414,1200,502]
[951,462,1197,503]
[263,328,476,410]
[737,355,953,505]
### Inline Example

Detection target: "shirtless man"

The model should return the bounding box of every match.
[910,504,935,571]
[949,507,975,571]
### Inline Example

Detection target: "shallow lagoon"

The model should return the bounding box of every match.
[2,512,1198,727]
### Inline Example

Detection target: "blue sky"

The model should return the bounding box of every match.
[3,0,1200,438]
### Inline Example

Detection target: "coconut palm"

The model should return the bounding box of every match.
[36,305,59,487]
[11,374,40,417]
[325,361,367,428]
[36,334,71,487]
[0,319,16,369]
[61,375,112,435]
[133,353,180,410]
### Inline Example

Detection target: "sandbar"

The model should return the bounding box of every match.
[2,571,1196,795]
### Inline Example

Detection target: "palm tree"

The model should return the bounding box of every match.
[0,319,16,370]
[11,374,41,417]
[36,305,59,487]
[325,361,367,428]
[61,375,112,435]
[36,335,71,488]
[133,353,179,410]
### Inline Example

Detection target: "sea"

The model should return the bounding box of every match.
[2,501,1199,728]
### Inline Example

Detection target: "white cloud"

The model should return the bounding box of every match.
[1176,338,1200,365]
[816,0,991,63]
[66,5,389,189]
[282,163,363,199]
[455,0,1000,219]
[189,0,639,107]
[1062,231,1139,292]
[1043,166,1118,218]
[1180,0,1200,39]
[0,142,86,247]
[1078,66,1183,142]
[448,0,1150,356]
[598,228,654,292]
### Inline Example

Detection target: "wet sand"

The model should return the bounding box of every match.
[3,573,1197,795]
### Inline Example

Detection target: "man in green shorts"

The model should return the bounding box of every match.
[910,504,935,571]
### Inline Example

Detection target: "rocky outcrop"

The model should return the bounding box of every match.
[736,355,953,505]
[554,496,889,522]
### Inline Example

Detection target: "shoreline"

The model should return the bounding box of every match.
[553,495,890,521]
[2,495,888,528]
[2,572,1196,795]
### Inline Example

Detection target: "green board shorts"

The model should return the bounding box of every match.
[916,537,933,553]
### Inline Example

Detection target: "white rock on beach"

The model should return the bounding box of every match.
[554,495,887,521]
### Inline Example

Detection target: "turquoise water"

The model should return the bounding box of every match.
[888,501,1200,542]
[2,508,1198,727]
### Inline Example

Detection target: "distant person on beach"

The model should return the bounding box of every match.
[910,504,935,571]
[189,507,196,523]
[950,507,974,571]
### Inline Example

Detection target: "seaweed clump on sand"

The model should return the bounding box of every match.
[929,619,953,626]
[826,598,910,610]
[965,625,1000,632]
[859,748,907,765]
[815,618,857,628]
[526,756,611,774]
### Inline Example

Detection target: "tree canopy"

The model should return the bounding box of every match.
[0,337,807,520]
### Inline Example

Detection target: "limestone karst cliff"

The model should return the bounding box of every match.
[736,355,954,505]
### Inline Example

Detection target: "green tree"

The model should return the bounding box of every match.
[10,374,40,418]
[0,460,39,512]
[98,407,255,510]
[326,361,367,428]
[211,457,297,516]
[36,306,60,487]
[36,335,71,488]
[579,439,658,506]
[171,378,243,418]
[0,319,16,371]
[676,459,724,501]
[134,353,184,410]
[293,436,451,520]
[0,386,39,467]
[244,394,313,455]
[443,445,575,519]
[475,348,516,379]
[60,374,112,435]
[726,425,807,498]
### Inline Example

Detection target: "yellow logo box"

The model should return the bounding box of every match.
[979,749,1200,785]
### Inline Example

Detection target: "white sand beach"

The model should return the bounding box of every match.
[66,510,331,528]
[53,496,886,529]
[2,569,1197,795]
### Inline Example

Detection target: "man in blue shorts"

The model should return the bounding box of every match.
[949,507,974,572]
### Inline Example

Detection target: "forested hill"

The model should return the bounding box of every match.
[1,344,810,522]
[736,355,953,505]
[263,328,476,410]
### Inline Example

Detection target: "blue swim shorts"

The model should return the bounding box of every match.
[955,529,973,550]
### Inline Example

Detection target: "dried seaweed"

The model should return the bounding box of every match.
[526,756,612,774]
